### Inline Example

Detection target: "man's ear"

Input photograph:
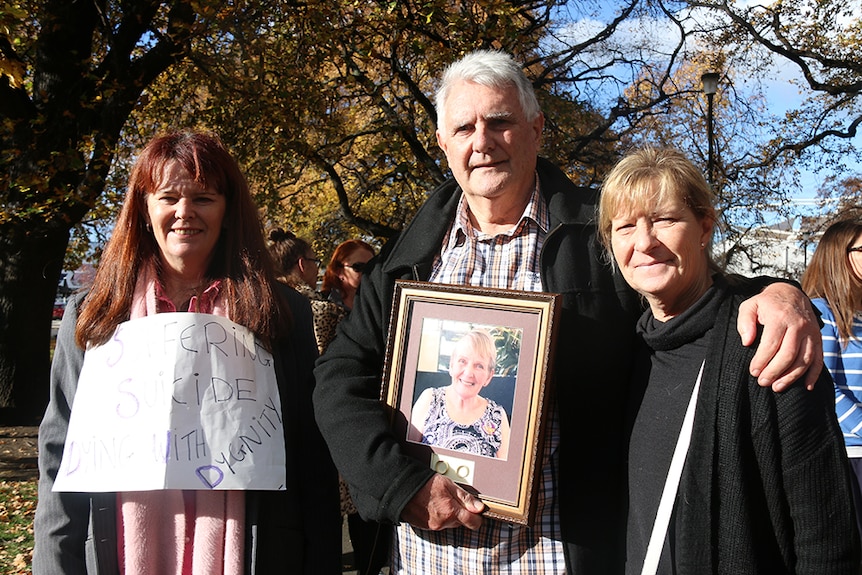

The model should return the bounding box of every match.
[532,112,545,143]
[436,129,447,155]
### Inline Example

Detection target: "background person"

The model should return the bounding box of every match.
[267,227,321,289]
[312,49,823,574]
[410,329,511,460]
[599,147,859,573]
[33,131,340,574]
[266,227,345,355]
[802,218,862,538]
[311,235,392,575]
[320,239,375,311]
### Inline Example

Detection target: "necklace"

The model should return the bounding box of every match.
[163,277,212,311]
[183,279,211,294]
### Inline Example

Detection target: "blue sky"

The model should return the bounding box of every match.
[553,0,861,227]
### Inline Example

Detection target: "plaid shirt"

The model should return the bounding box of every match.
[392,178,567,574]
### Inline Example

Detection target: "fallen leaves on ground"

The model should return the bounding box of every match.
[0,481,36,575]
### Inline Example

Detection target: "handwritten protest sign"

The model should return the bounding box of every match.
[53,313,286,492]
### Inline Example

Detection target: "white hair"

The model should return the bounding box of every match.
[434,50,541,133]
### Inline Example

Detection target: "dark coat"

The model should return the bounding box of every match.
[675,284,860,573]
[33,285,341,575]
[312,157,642,573]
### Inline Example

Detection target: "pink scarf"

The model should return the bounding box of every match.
[118,265,244,575]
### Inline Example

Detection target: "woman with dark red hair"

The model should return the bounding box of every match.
[320,238,388,575]
[34,131,340,574]
[321,239,375,311]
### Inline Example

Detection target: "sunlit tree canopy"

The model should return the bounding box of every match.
[2,0,861,419]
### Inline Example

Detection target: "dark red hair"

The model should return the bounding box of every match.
[321,239,375,297]
[77,131,288,347]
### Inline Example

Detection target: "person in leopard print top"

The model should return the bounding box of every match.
[268,230,388,575]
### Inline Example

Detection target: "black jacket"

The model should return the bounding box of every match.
[677,282,859,573]
[313,157,642,573]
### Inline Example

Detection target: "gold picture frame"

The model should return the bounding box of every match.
[381,280,561,526]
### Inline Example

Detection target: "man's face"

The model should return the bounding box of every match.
[436,80,544,205]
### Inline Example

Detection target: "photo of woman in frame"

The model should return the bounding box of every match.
[408,321,521,460]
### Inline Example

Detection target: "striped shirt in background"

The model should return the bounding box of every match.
[391,178,568,574]
[813,298,862,458]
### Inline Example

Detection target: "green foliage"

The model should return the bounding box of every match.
[0,0,200,252]
[0,1,205,416]
[4,0,862,294]
[3,0,861,273]
[489,326,521,377]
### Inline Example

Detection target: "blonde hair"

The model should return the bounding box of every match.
[450,329,497,375]
[598,147,719,273]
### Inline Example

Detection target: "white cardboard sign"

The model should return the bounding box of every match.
[53,313,286,492]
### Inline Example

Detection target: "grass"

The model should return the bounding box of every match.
[0,333,55,574]
[0,480,36,575]
[0,335,52,574]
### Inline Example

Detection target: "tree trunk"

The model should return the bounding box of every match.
[0,1,201,425]
[0,225,69,424]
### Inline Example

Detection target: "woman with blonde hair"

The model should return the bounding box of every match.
[410,329,511,460]
[600,146,858,573]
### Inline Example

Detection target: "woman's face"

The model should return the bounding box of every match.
[849,231,862,282]
[610,195,713,319]
[146,160,226,278]
[339,247,374,293]
[449,338,494,400]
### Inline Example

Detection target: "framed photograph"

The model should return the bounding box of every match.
[381,280,561,525]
